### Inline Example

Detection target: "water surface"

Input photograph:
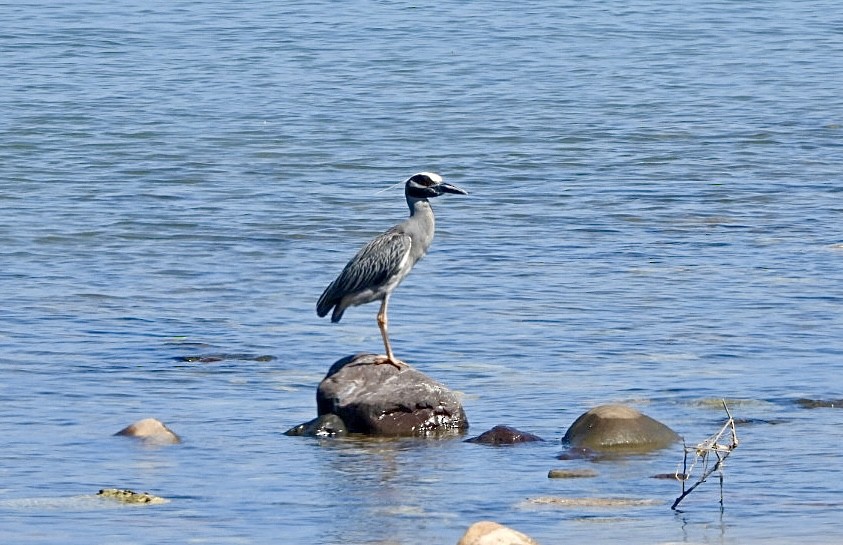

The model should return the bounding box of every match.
[2,1,842,544]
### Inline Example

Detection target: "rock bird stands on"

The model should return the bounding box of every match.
[317,172,468,367]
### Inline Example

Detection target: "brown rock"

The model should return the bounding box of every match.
[562,404,679,452]
[115,418,181,445]
[457,521,539,545]
[466,425,544,445]
[316,353,468,436]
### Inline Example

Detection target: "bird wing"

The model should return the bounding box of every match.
[317,229,412,317]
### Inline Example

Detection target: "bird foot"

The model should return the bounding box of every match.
[376,355,406,370]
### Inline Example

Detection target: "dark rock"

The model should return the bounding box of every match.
[651,473,687,480]
[466,425,544,445]
[285,414,348,437]
[795,398,843,409]
[316,353,468,436]
[562,404,680,452]
[732,417,786,425]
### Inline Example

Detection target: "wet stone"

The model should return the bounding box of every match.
[547,468,598,479]
[285,414,348,437]
[795,398,843,409]
[562,404,680,453]
[651,473,687,480]
[315,353,468,437]
[466,425,544,445]
[97,489,168,505]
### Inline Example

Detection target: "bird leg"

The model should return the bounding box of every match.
[377,296,403,369]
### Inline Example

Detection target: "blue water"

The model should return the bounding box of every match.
[2,1,842,543]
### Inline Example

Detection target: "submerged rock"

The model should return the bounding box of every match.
[523,496,660,508]
[457,521,539,545]
[97,488,168,505]
[562,404,679,452]
[547,468,598,479]
[466,425,544,445]
[795,398,843,409]
[174,353,276,363]
[315,353,468,436]
[284,414,348,437]
[115,418,181,445]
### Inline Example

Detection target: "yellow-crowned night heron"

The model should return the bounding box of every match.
[316,172,468,367]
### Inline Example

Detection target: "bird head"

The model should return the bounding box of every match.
[405,172,468,199]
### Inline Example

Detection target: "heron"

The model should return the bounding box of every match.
[316,172,468,367]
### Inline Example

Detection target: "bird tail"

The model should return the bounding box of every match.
[330,306,345,323]
[316,298,345,323]
[316,284,339,320]
[316,294,333,318]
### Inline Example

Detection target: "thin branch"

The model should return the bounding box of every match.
[671,400,738,511]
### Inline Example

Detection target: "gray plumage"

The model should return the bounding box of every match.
[317,229,412,323]
[316,172,468,365]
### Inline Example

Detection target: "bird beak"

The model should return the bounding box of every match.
[437,182,469,196]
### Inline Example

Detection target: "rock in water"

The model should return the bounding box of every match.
[457,521,540,545]
[562,404,680,452]
[316,353,468,436]
[466,425,544,445]
[97,489,168,504]
[284,414,348,437]
[114,418,181,445]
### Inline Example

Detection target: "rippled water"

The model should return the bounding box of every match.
[2,1,842,543]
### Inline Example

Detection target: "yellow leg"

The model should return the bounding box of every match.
[377,296,402,369]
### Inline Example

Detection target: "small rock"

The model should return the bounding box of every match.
[457,521,539,545]
[547,468,598,479]
[466,425,544,445]
[284,414,348,437]
[115,418,181,445]
[562,404,679,452]
[651,473,687,480]
[316,353,468,436]
[97,489,168,505]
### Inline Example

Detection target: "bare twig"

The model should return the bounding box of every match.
[671,400,738,510]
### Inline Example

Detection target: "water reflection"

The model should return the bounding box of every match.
[316,437,461,545]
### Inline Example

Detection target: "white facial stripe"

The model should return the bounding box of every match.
[415,172,443,184]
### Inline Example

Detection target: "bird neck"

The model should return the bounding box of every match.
[406,196,436,238]
[406,196,433,218]
[405,196,436,255]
